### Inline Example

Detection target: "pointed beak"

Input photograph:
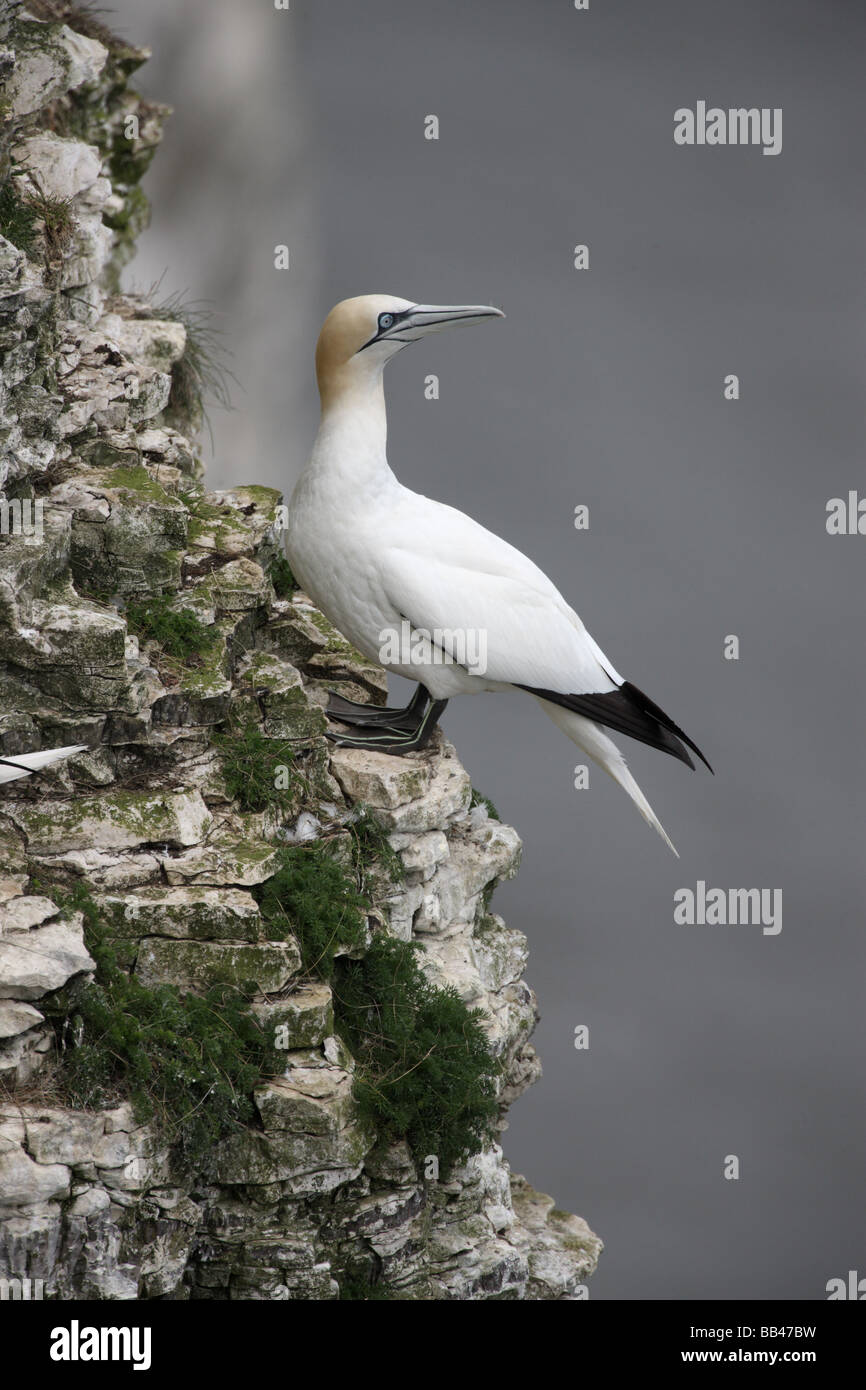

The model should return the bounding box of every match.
[380,303,505,344]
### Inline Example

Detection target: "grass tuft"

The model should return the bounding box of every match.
[22,0,124,50]
[145,282,235,438]
[125,595,217,661]
[212,718,304,816]
[0,169,75,277]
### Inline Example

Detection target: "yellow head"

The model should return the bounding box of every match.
[315,294,503,408]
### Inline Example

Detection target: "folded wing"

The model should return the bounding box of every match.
[379,500,710,771]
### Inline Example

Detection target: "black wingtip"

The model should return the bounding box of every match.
[517,680,713,773]
[621,682,714,774]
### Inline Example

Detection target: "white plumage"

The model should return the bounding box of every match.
[288,295,710,855]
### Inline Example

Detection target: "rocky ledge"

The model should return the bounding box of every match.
[0,4,600,1298]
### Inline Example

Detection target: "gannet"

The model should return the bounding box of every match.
[286,295,711,854]
[0,745,86,785]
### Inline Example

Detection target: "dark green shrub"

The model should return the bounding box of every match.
[213,719,301,815]
[269,552,297,599]
[42,883,279,1167]
[334,936,499,1176]
[125,595,216,661]
[348,804,405,889]
[255,844,368,978]
[257,847,499,1173]
[0,178,38,255]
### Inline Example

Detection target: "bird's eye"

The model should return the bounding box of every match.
[378,313,395,330]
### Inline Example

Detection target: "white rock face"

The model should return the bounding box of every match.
[5,21,107,118]
[23,1110,105,1167]
[0,1018,52,1086]
[394,829,449,875]
[0,1146,70,1209]
[329,745,433,806]
[99,315,187,373]
[0,894,58,933]
[14,134,103,203]
[0,875,29,904]
[0,10,601,1302]
[0,914,95,1000]
[0,1000,44,1040]
[98,885,262,939]
[4,789,212,854]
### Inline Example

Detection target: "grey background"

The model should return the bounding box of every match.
[106,0,865,1299]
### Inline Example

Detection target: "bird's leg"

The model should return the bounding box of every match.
[326,687,448,754]
[325,681,428,727]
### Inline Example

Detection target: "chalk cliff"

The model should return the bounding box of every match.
[0,4,600,1299]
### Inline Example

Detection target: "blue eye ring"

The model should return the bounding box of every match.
[378,312,395,330]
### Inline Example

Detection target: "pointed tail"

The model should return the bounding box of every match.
[533,698,679,856]
[0,745,87,786]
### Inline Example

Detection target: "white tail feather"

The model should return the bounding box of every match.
[534,698,679,856]
[0,744,87,785]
